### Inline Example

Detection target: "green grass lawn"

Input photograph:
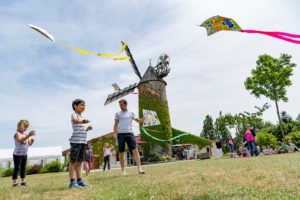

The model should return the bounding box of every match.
[1,153,300,200]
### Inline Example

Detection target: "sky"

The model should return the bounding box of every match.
[0,0,300,149]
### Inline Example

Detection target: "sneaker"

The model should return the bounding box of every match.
[69,182,82,189]
[12,183,20,188]
[138,169,145,174]
[121,171,128,176]
[20,182,27,186]
[77,180,87,187]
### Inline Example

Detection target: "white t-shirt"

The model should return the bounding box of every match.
[115,111,136,133]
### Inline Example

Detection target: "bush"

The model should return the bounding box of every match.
[285,131,300,147]
[46,160,62,173]
[256,131,278,149]
[2,168,13,177]
[161,154,172,161]
[26,164,42,175]
[149,152,162,162]
[40,167,48,173]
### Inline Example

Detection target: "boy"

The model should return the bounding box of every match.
[68,99,92,188]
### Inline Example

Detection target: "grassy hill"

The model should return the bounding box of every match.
[1,153,300,200]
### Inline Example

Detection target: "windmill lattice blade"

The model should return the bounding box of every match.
[122,41,142,79]
[104,83,138,105]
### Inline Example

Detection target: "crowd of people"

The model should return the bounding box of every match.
[215,124,299,158]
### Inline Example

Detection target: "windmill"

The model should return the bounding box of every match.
[104,41,170,105]
[104,42,212,157]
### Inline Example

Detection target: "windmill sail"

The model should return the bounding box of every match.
[104,83,138,105]
[122,41,142,79]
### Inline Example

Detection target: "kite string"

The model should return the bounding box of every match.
[141,126,189,142]
[242,30,300,44]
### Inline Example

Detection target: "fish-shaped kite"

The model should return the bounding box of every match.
[28,24,129,60]
[200,15,300,44]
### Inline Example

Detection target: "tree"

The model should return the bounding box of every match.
[256,131,278,149]
[201,115,215,139]
[244,53,296,140]
[214,112,230,149]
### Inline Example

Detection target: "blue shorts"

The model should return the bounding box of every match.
[117,133,136,152]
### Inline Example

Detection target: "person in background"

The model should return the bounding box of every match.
[244,124,259,157]
[227,135,235,158]
[215,139,223,157]
[85,143,92,176]
[288,140,299,152]
[103,143,114,172]
[12,120,35,187]
[279,142,289,153]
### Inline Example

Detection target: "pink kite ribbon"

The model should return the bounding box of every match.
[241,30,300,44]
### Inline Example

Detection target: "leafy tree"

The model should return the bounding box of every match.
[214,112,230,148]
[285,131,300,147]
[244,54,296,140]
[256,131,278,149]
[296,114,300,121]
[201,115,215,139]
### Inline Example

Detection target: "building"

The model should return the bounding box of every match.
[0,146,63,168]
[62,132,147,170]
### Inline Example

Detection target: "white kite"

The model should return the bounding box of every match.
[28,24,55,41]
[143,109,160,127]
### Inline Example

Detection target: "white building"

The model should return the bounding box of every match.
[0,146,62,168]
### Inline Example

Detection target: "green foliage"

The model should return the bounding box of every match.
[244,53,296,139]
[149,152,162,162]
[244,53,296,102]
[201,115,215,140]
[172,128,212,150]
[46,160,62,173]
[93,135,116,166]
[26,164,42,175]
[285,131,300,147]
[256,131,278,149]
[214,112,230,147]
[2,168,13,177]
[161,154,172,161]
[139,83,172,153]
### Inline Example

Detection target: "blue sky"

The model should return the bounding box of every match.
[1,0,300,149]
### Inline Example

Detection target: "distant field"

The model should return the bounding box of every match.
[1,153,300,200]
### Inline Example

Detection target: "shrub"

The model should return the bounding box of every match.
[46,160,62,173]
[40,167,48,173]
[26,164,42,175]
[149,152,162,162]
[161,154,172,161]
[256,131,278,149]
[2,168,13,177]
[285,131,300,147]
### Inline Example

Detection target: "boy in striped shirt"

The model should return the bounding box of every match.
[68,99,92,188]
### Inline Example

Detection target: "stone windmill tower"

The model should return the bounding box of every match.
[105,42,211,157]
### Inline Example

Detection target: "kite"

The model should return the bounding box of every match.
[143,109,160,127]
[200,15,300,44]
[28,24,130,60]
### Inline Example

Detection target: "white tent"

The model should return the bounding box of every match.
[0,146,62,168]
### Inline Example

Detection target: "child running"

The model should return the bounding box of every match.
[12,120,35,187]
[68,99,93,188]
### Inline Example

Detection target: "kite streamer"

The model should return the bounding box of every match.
[200,15,300,44]
[29,24,129,60]
[141,127,189,142]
